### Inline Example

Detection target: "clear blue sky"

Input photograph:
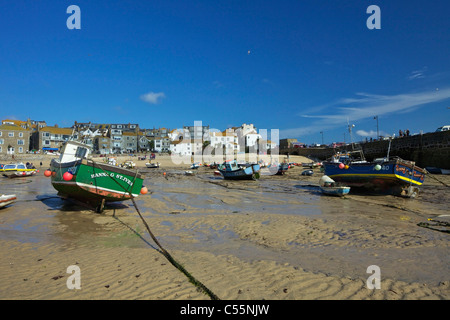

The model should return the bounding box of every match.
[1,0,449,144]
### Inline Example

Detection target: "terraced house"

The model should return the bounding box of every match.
[31,125,76,152]
[0,123,31,155]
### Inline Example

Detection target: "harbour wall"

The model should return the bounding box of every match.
[281,131,450,169]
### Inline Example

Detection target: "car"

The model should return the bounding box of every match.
[436,125,450,132]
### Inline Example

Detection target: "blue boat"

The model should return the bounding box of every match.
[277,163,289,175]
[218,160,261,180]
[190,162,200,169]
[319,175,350,196]
[268,163,289,175]
[320,186,351,196]
[323,152,426,197]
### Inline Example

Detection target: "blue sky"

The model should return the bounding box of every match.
[1,0,449,144]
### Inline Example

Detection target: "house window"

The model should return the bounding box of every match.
[17,140,25,145]
[0,132,2,137]
[0,139,3,145]
[18,147,23,153]
[8,132,14,137]
[19,132,23,137]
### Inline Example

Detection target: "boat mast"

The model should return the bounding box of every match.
[386,138,392,160]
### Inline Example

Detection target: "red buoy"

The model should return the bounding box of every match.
[63,171,73,181]
[140,186,148,194]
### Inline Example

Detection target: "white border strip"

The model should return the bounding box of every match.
[53,180,139,197]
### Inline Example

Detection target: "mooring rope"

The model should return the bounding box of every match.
[424,170,450,187]
[129,196,220,300]
[92,160,220,300]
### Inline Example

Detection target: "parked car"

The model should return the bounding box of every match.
[436,125,450,132]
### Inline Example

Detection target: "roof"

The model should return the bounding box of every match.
[0,124,30,131]
[40,126,74,134]
[122,131,138,136]
[2,119,27,125]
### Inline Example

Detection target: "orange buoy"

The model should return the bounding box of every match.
[140,186,148,194]
[63,171,73,181]
[44,169,52,177]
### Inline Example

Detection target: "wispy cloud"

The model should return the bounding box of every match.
[356,129,388,138]
[281,87,450,138]
[140,91,166,104]
[407,67,428,80]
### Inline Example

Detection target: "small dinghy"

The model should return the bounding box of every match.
[319,175,350,197]
[0,194,16,208]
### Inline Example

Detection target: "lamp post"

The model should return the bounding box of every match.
[374,115,379,139]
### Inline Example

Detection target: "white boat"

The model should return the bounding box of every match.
[319,175,350,197]
[145,162,160,168]
[1,163,37,178]
[0,194,16,208]
[190,162,200,169]
[120,160,136,169]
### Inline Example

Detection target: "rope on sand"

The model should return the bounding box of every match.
[424,170,450,187]
[93,161,220,300]
[129,196,220,300]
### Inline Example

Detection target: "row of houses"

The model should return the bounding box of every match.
[0,119,279,157]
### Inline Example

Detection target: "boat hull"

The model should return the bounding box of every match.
[276,163,289,175]
[3,170,37,178]
[320,186,350,196]
[50,158,144,208]
[323,159,425,195]
[219,164,261,180]
[0,194,16,208]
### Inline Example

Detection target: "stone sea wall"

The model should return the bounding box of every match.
[282,130,450,169]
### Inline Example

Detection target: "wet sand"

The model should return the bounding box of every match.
[0,154,449,300]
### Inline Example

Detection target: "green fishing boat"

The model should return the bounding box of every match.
[49,140,144,212]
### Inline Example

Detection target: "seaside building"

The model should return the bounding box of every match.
[209,129,240,154]
[143,127,171,153]
[31,126,76,152]
[0,123,31,155]
[280,138,299,149]
[183,123,210,141]
[122,131,139,153]
[94,136,112,154]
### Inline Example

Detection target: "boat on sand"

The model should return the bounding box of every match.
[49,140,145,213]
[0,194,16,208]
[218,160,260,180]
[319,175,350,197]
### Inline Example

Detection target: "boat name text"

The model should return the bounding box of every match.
[90,172,134,186]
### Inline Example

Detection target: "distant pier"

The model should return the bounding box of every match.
[281,130,450,169]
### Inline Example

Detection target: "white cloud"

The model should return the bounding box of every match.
[140,91,166,104]
[408,67,428,80]
[356,129,387,137]
[281,87,450,138]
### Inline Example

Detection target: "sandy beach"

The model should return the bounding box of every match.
[0,153,448,301]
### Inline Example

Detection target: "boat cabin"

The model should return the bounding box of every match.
[1,163,27,171]
[59,141,92,163]
[221,160,239,171]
